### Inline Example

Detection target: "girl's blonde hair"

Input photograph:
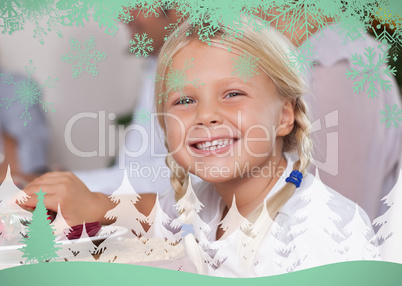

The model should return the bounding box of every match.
[154,16,313,220]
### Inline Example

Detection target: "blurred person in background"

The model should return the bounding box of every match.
[0,69,49,186]
[73,7,183,195]
[260,8,402,220]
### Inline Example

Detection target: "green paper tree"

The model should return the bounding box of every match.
[19,189,61,263]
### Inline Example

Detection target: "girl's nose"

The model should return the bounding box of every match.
[196,102,223,126]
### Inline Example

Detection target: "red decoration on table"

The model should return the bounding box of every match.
[66,222,102,240]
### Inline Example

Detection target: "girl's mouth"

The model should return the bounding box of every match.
[190,138,239,154]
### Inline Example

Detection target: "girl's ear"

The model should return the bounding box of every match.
[276,99,295,137]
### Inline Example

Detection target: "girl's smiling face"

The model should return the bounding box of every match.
[162,40,295,183]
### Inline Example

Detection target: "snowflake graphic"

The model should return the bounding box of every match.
[133,108,152,125]
[129,33,154,58]
[56,0,90,27]
[118,6,134,24]
[0,1,400,56]
[174,1,265,45]
[58,1,124,36]
[25,0,66,43]
[0,1,129,42]
[155,54,203,104]
[137,0,173,19]
[0,60,57,126]
[331,19,367,44]
[91,1,125,36]
[0,0,401,52]
[372,24,402,66]
[380,104,402,128]
[372,25,400,47]
[261,0,334,46]
[346,41,397,98]
[0,0,25,35]
[61,36,107,78]
[288,40,317,76]
[333,0,377,42]
[374,2,402,31]
[231,50,259,82]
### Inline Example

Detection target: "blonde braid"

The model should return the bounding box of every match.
[292,97,313,173]
[265,97,313,219]
[164,139,189,202]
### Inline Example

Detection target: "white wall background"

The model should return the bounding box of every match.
[0,19,146,171]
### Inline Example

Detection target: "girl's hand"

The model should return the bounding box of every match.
[21,172,115,227]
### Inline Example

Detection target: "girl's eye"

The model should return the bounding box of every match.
[174,97,195,105]
[225,92,244,98]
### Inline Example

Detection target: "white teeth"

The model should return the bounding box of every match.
[195,139,234,150]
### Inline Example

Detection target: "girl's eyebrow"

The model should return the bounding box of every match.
[214,77,254,87]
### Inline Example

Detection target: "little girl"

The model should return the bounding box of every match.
[149,17,377,276]
[22,16,377,277]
